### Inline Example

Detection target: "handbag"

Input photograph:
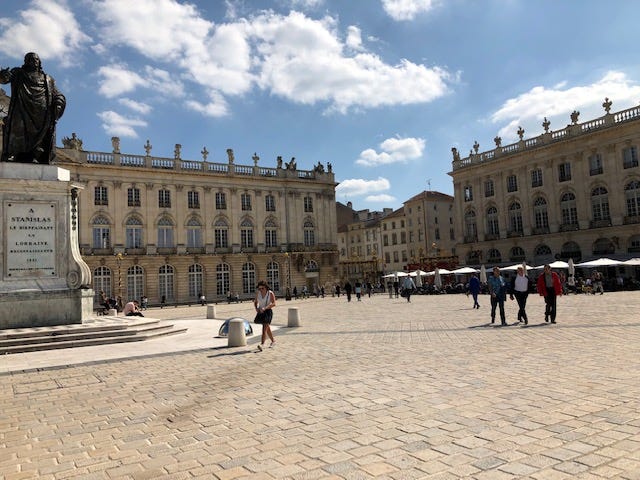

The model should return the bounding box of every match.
[254,312,265,324]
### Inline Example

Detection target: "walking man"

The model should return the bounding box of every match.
[487,266,507,325]
[537,264,563,324]
[510,266,529,325]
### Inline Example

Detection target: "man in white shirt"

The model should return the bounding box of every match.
[509,266,529,325]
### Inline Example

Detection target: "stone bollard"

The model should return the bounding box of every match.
[287,307,301,327]
[108,308,118,316]
[206,305,216,319]
[228,318,247,347]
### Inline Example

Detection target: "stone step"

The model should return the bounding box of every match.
[0,320,187,354]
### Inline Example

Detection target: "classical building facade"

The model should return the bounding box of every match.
[449,99,640,267]
[336,202,388,284]
[336,191,456,282]
[54,142,338,306]
[403,191,456,270]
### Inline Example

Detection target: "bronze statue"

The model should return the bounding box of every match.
[0,52,66,163]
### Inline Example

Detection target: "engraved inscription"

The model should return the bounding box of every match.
[5,202,57,278]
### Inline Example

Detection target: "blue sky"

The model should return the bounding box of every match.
[2,0,640,211]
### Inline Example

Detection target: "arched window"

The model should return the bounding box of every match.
[510,246,525,262]
[240,218,254,249]
[125,216,143,249]
[486,206,499,236]
[593,238,615,255]
[186,218,203,249]
[509,202,523,234]
[464,210,477,241]
[127,265,145,303]
[92,215,111,249]
[591,187,610,221]
[560,192,578,226]
[157,217,174,248]
[533,197,549,231]
[188,264,203,299]
[304,219,315,247]
[625,181,640,217]
[242,262,256,295]
[158,264,174,302]
[533,244,552,265]
[216,263,230,296]
[214,218,229,249]
[305,260,319,272]
[265,218,278,248]
[629,234,640,253]
[466,250,481,265]
[266,261,280,292]
[93,266,112,302]
[560,241,582,262]
[487,248,501,263]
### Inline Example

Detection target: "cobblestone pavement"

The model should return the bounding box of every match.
[2,291,640,479]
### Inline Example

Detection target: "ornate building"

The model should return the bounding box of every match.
[55,141,338,306]
[449,99,640,267]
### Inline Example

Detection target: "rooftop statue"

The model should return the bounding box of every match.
[0,52,66,163]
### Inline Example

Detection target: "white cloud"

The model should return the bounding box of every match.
[345,26,364,51]
[118,98,152,115]
[336,177,391,196]
[185,91,229,117]
[490,71,640,144]
[90,4,452,114]
[97,65,147,98]
[365,193,397,203]
[356,136,425,166]
[97,110,147,137]
[251,11,452,113]
[0,0,90,66]
[381,0,438,21]
[97,64,185,100]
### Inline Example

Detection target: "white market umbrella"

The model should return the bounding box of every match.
[502,263,535,271]
[410,269,429,276]
[546,260,569,269]
[434,267,442,288]
[623,258,640,265]
[568,258,575,276]
[575,258,623,267]
[383,271,408,278]
[479,265,487,283]
[451,266,479,274]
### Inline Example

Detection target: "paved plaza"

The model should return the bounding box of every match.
[2,291,640,479]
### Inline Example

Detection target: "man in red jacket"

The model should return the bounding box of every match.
[536,264,563,324]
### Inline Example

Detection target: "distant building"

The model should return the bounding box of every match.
[449,99,640,267]
[403,191,456,270]
[55,143,338,306]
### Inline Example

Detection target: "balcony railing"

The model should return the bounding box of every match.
[589,219,612,229]
[484,233,500,241]
[559,223,579,232]
[463,235,478,244]
[507,229,524,238]
[624,215,640,225]
[532,226,550,235]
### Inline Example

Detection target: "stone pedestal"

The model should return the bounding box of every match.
[0,163,93,329]
[227,318,247,347]
[287,307,301,327]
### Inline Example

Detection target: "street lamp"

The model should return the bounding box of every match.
[284,252,292,300]
[115,252,123,305]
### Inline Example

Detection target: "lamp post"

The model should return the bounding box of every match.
[284,252,292,300]
[115,252,123,305]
